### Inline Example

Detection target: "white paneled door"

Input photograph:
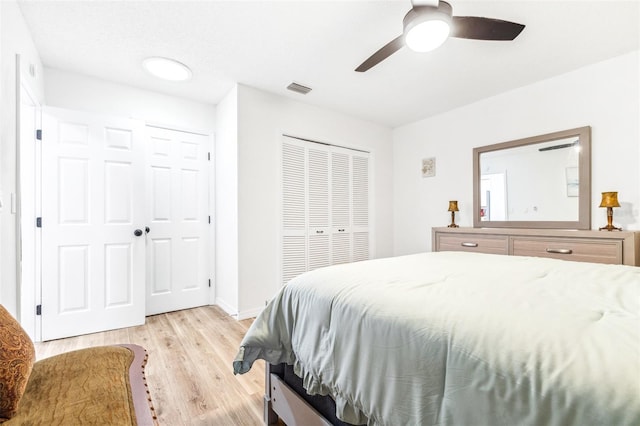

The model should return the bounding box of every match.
[145,126,210,316]
[41,107,146,341]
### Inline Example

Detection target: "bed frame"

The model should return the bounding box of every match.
[264,363,342,426]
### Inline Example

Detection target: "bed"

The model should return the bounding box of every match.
[233,251,640,426]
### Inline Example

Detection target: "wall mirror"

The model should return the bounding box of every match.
[473,126,591,229]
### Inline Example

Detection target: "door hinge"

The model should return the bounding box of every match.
[36,305,42,315]
[207,152,211,161]
[36,217,42,228]
[208,215,211,224]
[208,279,211,288]
[36,129,42,140]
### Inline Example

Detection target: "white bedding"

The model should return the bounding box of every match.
[234,251,640,426]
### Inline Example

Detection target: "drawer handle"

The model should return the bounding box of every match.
[461,242,478,248]
[546,248,573,255]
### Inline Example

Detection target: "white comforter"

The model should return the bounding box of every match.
[234,251,640,426]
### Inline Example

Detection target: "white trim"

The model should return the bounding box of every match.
[282,133,370,154]
[208,132,216,306]
[17,55,43,342]
[214,297,238,317]
[280,131,372,155]
[145,121,212,137]
[237,306,265,320]
[215,299,263,320]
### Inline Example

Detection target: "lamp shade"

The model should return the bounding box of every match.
[448,201,459,212]
[599,192,620,208]
[403,3,452,53]
[405,20,451,52]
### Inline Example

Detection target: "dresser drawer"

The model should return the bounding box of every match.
[437,233,508,255]
[511,237,623,264]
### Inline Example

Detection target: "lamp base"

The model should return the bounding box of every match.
[600,207,621,231]
[599,224,622,231]
[448,211,459,228]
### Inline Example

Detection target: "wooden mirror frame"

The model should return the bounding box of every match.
[473,126,591,229]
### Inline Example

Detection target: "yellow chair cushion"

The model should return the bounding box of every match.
[5,346,138,425]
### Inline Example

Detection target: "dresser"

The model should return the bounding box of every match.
[432,227,640,266]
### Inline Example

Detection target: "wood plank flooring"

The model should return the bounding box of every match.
[34,306,265,425]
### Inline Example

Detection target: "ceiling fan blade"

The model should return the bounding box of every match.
[450,16,525,41]
[355,35,404,72]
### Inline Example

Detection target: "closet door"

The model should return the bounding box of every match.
[282,141,307,285]
[331,150,351,265]
[307,147,330,271]
[281,136,370,285]
[352,154,370,262]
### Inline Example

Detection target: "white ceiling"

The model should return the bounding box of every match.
[17,0,640,128]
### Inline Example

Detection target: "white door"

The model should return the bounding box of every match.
[281,141,307,285]
[145,126,210,315]
[307,146,330,271]
[281,136,370,286]
[351,153,370,262]
[41,107,146,341]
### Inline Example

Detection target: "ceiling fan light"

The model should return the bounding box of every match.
[405,20,451,52]
[142,57,192,81]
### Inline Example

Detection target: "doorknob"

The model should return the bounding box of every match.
[145,226,150,234]
[134,229,143,237]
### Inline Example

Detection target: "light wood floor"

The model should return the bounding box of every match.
[35,306,265,425]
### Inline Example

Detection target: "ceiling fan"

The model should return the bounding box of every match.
[355,0,525,72]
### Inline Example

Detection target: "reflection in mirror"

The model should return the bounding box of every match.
[480,136,581,221]
[473,127,591,229]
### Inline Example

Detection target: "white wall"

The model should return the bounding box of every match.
[393,50,640,255]
[214,86,239,315]
[44,68,215,132]
[0,0,45,317]
[216,84,394,318]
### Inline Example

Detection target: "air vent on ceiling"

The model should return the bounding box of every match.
[287,82,312,95]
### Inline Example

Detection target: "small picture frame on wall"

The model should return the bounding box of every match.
[422,157,436,178]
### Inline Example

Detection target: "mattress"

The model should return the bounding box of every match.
[233,251,640,426]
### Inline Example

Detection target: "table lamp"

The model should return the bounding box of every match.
[448,201,459,228]
[598,191,621,231]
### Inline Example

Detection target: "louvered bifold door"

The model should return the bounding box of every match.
[282,137,370,287]
[307,147,330,271]
[331,150,351,265]
[352,153,370,262]
[282,142,307,285]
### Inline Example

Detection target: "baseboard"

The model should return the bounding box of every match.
[214,299,264,320]
[237,306,264,320]
[214,298,238,317]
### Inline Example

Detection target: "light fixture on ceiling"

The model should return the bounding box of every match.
[142,57,192,81]
[403,3,452,53]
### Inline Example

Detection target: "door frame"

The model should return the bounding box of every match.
[16,55,42,341]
